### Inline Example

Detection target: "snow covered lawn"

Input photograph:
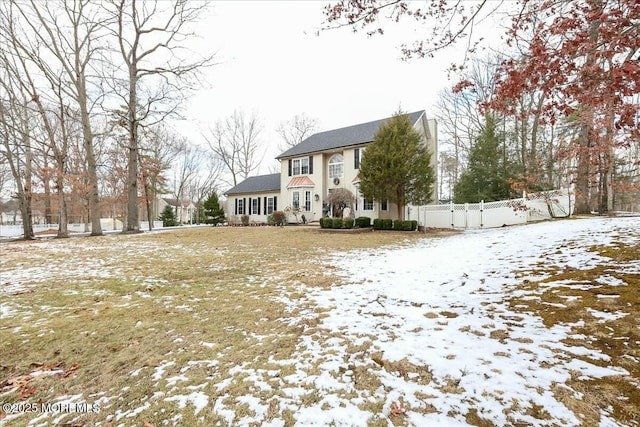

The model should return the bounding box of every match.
[291,217,639,426]
[1,217,638,426]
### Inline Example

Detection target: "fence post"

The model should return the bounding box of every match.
[480,200,484,228]
[422,207,426,233]
[450,201,454,228]
[464,203,469,229]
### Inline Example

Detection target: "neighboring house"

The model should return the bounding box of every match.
[159,197,196,224]
[225,110,437,223]
[225,174,281,224]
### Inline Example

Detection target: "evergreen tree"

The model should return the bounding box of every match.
[158,205,178,227]
[359,112,435,219]
[203,192,226,225]
[454,114,516,203]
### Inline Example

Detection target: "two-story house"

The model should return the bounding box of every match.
[225,110,437,224]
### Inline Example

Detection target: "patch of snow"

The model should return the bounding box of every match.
[152,360,175,381]
[212,396,236,424]
[165,391,209,415]
[213,377,234,392]
[115,401,150,420]
[289,217,638,426]
[166,374,188,386]
[587,308,629,323]
[29,368,64,378]
[0,302,16,318]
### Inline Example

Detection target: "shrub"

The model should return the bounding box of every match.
[382,219,393,230]
[332,218,343,229]
[158,205,178,227]
[393,219,404,231]
[355,216,371,228]
[406,220,418,231]
[271,211,286,226]
[319,217,331,228]
[203,192,225,225]
[241,214,250,226]
[373,218,383,230]
[266,214,274,226]
[343,218,354,229]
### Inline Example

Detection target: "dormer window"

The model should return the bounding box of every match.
[329,154,343,179]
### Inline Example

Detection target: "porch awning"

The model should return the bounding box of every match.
[287,176,315,188]
[352,174,360,184]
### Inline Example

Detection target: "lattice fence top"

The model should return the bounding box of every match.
[484,200,517,209]
[413,188,573,229]
[526,189,567,201]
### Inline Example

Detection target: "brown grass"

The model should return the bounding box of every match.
[0,226,430,425]
[507,240,640,426]
[1,224,638,426]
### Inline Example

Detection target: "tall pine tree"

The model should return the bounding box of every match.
[359,112,435,219]
[158,205,178,227]
[454,114,516,203]
[203,192,226,225]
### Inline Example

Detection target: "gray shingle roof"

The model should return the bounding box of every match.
[162,198,192,208]
[276,110,425,159]
[225,173,281,195]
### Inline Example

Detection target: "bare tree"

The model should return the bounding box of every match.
[138,125,180,230]
[323,0,501,67]
[204,110,264,187]
[170,139,203,223]
[107,0,214,233]
[2,33,74,237]
[0,155,11,198]
[187,156,223,224]
[276,113,318,151]
[9,0,108,236]
[0,75,35,239]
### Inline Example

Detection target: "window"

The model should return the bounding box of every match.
[251,198,259,215]
[354,147,365,169]
[267,197,275,215]
[290,156,311,176]
[329,154,343,178]
[237,198,245,215]
[381,200,388,211]
[292,191,300,209]
[363,198,374,210]
[304,191,311,211]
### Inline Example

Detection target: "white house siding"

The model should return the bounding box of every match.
[280,153,324,223]
[227,192,280,224]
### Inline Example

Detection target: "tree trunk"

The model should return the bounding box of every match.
[19,193,34,240]
[397,189,404,221]
[42,156,52,224]
[21,125,35,240]
[574,121,592,215]
[56,174,69,238]
[74,79,103,236]
[125,67,140,233]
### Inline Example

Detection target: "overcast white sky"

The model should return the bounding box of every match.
[180,1,504,172]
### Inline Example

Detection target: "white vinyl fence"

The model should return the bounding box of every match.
[409,189,574,230]
[0,220,164,238]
